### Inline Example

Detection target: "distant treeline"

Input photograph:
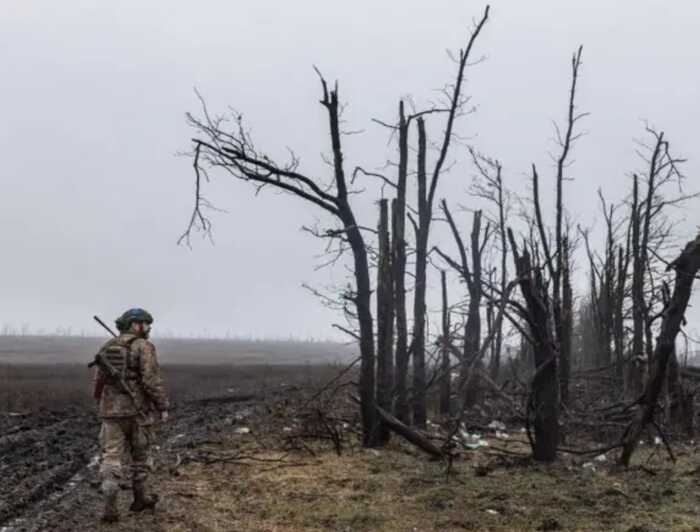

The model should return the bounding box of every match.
[0,335,356,365]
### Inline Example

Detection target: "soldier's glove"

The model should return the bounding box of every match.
[160,410,169,423]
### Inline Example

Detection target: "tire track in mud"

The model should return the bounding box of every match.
[0,412,98,528]
[0,392,264,531]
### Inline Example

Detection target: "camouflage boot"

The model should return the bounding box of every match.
[101,480,120,523]
[130,479,159,512]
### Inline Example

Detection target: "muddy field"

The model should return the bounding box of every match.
[5,338,700,531]
[0,383,296,531]
[0,339,345,531]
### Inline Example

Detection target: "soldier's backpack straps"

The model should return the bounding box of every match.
[123,335,141,377]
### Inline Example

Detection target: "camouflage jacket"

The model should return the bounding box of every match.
[95,333,170,419]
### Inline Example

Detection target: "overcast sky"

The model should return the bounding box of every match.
[1,1,698,339]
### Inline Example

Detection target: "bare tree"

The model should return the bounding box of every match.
[508,229,560,462]
[439,269,452,415]
[408,5,490,428]
[530,46,586,408]
[391,103,410,424]
[376,199,394,444]
[619,233,700,465]
[469,148,509,380]
[436,205,491,407]
[183,76,381,446]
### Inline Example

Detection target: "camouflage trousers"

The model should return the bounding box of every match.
[99,417,154,483]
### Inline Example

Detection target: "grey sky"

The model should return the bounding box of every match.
[1,1,698,339]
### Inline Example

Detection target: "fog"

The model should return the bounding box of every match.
[1,1,698,338]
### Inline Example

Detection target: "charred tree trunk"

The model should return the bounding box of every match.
[509,229,560,462]
[491,181,507,380]
[408,6,489,428]
[613,244,629,389]
[376,199,394,444]
[463,211,484,407]
[630,175,645,397]
[439,270,452,415]
[392,102,410,424]
[619,234,700,466]
[560,235,572,407]
[412,117,429,429]
[436,205,490,410]
[186,78,379,447]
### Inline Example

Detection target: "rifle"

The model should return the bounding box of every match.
[89,351,148,420]
[89,315,149,422]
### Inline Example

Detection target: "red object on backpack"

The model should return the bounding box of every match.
[93,372,106,400]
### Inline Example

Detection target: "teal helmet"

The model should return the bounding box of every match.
[115,308,154,332]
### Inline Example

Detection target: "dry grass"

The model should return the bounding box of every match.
[133,432,700,532]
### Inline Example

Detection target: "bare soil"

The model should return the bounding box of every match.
[2,351,700,531]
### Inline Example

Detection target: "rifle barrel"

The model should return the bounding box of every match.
[94,315,117,338]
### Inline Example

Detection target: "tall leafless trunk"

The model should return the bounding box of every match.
[436,205,490,409]
[560,235,573,406]
[185,77,380,446]
[613,244,629,387]
[530,47,584,409]
[376,199,394,444]
[439,270,451,415]
[630,175,645,397]
[392,102,410,424]
[619,234,700,466]
[408,6,490,428]
[469,148,507,381]
[508,229,560,462]
[412,117,429,429]
[463,211,484,407]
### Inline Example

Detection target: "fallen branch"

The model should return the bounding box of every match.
[375,405,444,458]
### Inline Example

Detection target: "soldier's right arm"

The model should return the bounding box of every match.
[137,340,170,412]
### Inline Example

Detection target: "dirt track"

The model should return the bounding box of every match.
[0,391,266,531]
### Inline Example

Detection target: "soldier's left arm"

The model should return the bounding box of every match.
[137,341,170,412]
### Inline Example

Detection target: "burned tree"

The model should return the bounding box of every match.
[469,148,509,380]
[183,78,381,446]
[439,269,452,415]
[436,205,491,407]
[508,229,560,462]
[392,103,410,424]
[376,199,394,444]
[619,233,700,466]
[408,6,490,428]
[529,46,585,408]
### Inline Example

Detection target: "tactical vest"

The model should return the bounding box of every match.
[102,335,142,384]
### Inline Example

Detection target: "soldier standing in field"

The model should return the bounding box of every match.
[93,308,170,523]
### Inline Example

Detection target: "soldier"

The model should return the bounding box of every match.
[93,308,170,523]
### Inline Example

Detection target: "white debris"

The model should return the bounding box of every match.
[519,427,527,433]
[485,509,499,515]
[342,422,350,429]
[460,430,489,449]
[233,427,251,435]
[488,420,506,431]
[282,427,293,433]
[494,431,509,440]
[582,462,596,472]
[654,436,662,446]
[594,453,607,462]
